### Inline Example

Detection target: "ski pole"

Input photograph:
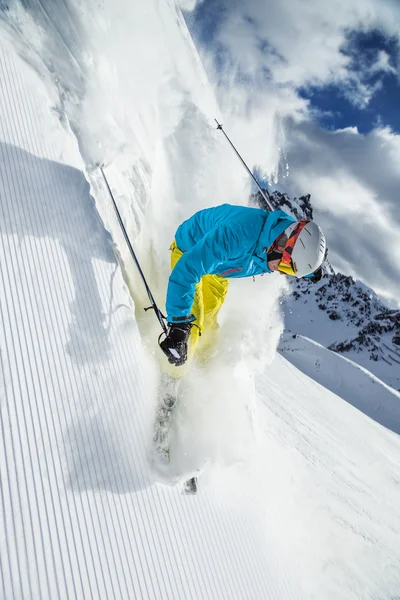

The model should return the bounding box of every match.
[99,166,168,335]
[214,119,274,211]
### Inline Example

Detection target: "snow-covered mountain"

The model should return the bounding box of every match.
[252,189,400,391]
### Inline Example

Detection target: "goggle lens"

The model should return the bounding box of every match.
[277,261,296,277]
[276,220,308,278]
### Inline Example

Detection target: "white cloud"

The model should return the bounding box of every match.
[197,0,400,109]
[371,49,397,75]
[188,0,400,306]
[283,121,400,306]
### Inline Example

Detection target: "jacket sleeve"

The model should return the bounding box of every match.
[166,224,244,322]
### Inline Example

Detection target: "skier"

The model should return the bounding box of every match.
[159,203,326,369]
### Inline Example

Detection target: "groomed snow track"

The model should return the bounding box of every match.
[0,36,296,600]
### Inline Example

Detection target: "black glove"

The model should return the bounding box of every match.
[159,322,192,366]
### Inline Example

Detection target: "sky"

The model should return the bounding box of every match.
[182,0,400,307]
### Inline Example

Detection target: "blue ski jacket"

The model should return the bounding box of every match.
[166,204,296,322]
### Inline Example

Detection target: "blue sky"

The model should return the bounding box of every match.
[299,30,400,134]
[185,3,400,135]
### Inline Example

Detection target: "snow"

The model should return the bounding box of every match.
[0,1,400,599]
[254,354,400,599]
[279,332,400,435]
[283,277,400,391]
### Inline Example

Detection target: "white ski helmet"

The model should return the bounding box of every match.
[291,220,326,278]
[278,220,326,278]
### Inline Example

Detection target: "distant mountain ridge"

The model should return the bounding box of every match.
[250,188,400,391]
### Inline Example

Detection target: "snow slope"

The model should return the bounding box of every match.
[279,332,400,435]
[283,274,400,391]
[0,32,295,600]
[254,353,400,600]
[1,1,400,599]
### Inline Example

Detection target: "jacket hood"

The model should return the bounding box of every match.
[255,209,297,261]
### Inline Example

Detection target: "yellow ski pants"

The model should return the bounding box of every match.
[169,241,229,372]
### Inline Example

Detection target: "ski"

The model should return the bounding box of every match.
[153,373,198,495]
[182,477,197,495]
[153,373,181,462]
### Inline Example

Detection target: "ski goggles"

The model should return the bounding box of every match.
[270,221,308,277]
